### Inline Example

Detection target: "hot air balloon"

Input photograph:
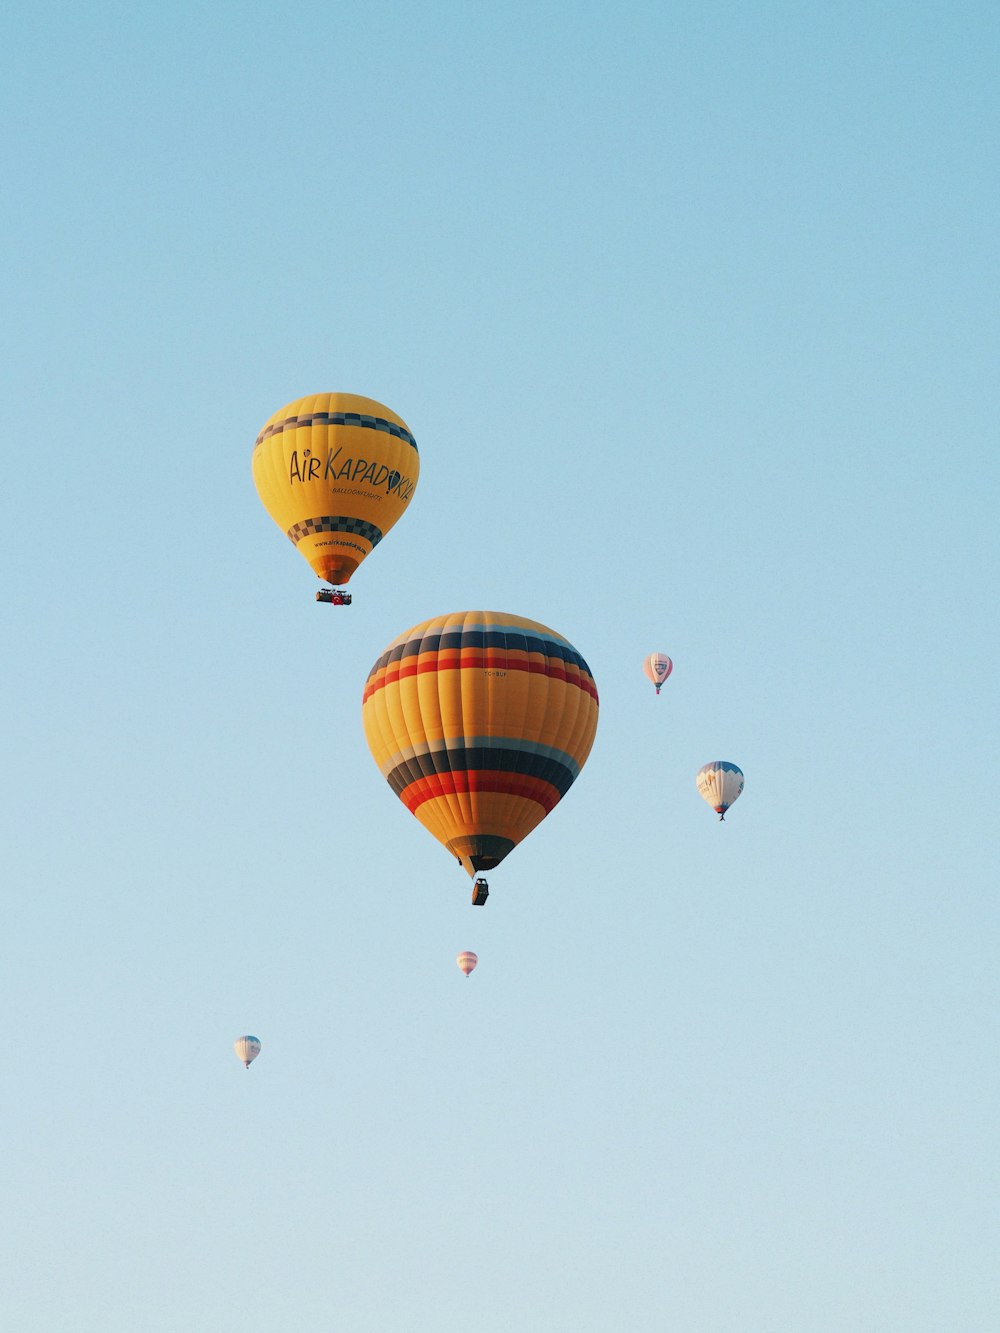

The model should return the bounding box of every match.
[252,393,419,599]
[457,951,479,976]
[643,653,673,695]
[696,762,744,820]
[362,611,599,901]
[234,1035,261,1068]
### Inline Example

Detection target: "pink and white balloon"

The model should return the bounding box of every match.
[456,951,479,977]
[642,653,673,695]
[696,762,744,821]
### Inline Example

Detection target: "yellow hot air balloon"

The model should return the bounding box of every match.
[252,392,419,593]
[362,611,599,896]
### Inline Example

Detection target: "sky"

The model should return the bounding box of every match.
[1,2,998,1329]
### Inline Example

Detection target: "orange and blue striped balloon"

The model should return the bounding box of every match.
[362,611,599,877]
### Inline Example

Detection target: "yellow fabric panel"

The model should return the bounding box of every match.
[411,791,549,851]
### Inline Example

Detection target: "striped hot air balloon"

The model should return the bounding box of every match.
[252,392,419,590]
[456,951,478,976]
[362,611,599,885]
[695,762,744,820]
[234,1035,261,1068]
[643,653,673,695]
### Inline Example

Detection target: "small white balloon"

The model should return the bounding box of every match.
[696,762,744,821]
[642,653,673,695]
[234,1035,261,1068]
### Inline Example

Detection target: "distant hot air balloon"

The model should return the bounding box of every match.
[457,951,479,976]
[362,611,599,899]
[643,653,673,695]
[252,393,419,595]
[234,1035,261,1068]
[696,762,744,821]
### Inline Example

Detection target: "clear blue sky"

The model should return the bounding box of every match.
[1,3,997,1329]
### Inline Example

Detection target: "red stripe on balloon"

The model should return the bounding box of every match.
[400,771,561,814]
[363,653,599,704]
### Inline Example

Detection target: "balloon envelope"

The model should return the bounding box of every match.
[457,951,478,976]
[643,653,673,694]
[362,611,599,877]
[234,1035,261,1068]
[696,761,744,819]
[252,392,419,586]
